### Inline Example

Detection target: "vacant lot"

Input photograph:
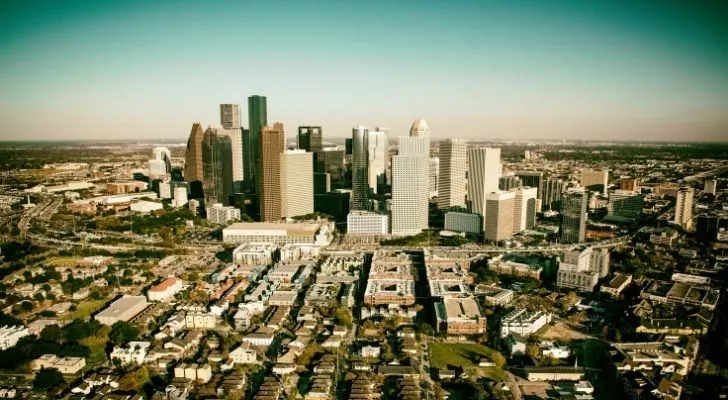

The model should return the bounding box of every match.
[541,321,591,341]
[429,342,506,380]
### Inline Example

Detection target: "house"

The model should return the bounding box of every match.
[541,341,571,359]
[32,354,86,374]
[110,341,151,365]
[229,342,258,364]
[147,277,183,301]
[361,346,380,358]
[438,370,456,380]
[272,363,296,375]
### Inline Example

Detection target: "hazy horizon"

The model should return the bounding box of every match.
[1,0,727,142]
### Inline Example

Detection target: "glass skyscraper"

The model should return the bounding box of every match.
[560,191,587,244]
[350,126,369,210]
[245,95,267,190]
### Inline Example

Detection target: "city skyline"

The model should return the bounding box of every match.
[1,0,728,142]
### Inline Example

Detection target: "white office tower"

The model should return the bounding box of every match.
[220,104,241,129]
[217,125,244,191]
[152,147,172,175]
[206,203,241,225]
[674,187,694,229]
[347,211,389,235]
[367,127,389,194]
[511,187,538,232]
[429,157,439,198]
[484,191,515,242]
[280,150,313,218]
[467,147,502,230]
[391,134,430,236]
[704,179,717,196]
[437,139,467,209]
[148,159,167,178]
[172,187,188,207]
[159,182,172,199]
[580,169,609,195]
[409,119,431,138]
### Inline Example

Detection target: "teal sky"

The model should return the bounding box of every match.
[1,0,727,141]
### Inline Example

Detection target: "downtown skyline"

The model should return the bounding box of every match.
[1,0,728,142]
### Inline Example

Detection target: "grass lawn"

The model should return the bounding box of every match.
[80,325,111,368]
[46,256,80,267]
[61,298,108,321]
[429,342,506,380]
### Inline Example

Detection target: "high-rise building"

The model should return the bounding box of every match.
[297,126,323,152]
[152,147,172,175]
[499,176,522,191]
[580,169,609,195]
[315,149,345,183]
[280,150,313,218]
[437,139,467,209]
[202,127,233,206]
[410,119,430,138]
[429,157,439,198]
[172,186,188,208]
[484,191,515,242]
[217,126,244,192]
[540,178,565,211]
[704,179,717,196]
[184,123,205,185]
[560,191,588,243]
[511,187,537,232]
[674,187,694,229]
[607,190,644,221]
[444,212,482,235]
[367,127,389,194]
[517,171,543,198]
[148,159,167,179]
[467,147,501,229]
[314,190,350,222]
[206,203,241,225]
[245,95,267,188]
[696,214,720,243]
[258,122,285,221]
[350,126,369,211]
[619,178,638,192]
[313,172,331,194]
[391,131,430,236]
[220,104,241,129]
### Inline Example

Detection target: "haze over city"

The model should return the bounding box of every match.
[1,0,728,141]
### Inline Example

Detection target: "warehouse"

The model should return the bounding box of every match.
[95,295,150,326]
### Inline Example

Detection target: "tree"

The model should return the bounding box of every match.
[416,323,435,337]
[109,321,140,345]
[40,325,62,342]
[20,301,33,311]
[333,307,353,328]
[33,292,45,302]
[33,368,64,392]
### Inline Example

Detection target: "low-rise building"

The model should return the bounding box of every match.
[32,354,86,374]
[232,243,277,266]
[206,203,241,225]
[488,256,542,280]
[110,341,151,365]
[347,211,389,235]
[435,296,486,335]
[229,342,258,364]
[500,309,552,338]
[475,285,514,306]
[95,296,150,326]
[147,277,183,301]
[0,325,30,350]
[601,273,632,297]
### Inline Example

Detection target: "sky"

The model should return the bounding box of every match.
[1,0,728,142]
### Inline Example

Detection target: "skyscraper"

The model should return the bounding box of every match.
[516,171,542,197]
[367,127,389,194]
[437,139,467,209]
[499,176,522,191]
[245,95,267,188]
[152,147,172,174]
[201,127,233,206]
[350,126,369,211]
[184,123,205,190]
[674,187,694,229]
[391,135,430,235]
[409,119,430,138]
[467,147,501,229]
[429,157,439,198]
[560,191,588,244]
[511,187,537,232]
[580,169,609,195]
[281,150,313,218]
[220,104,241,130]
[607,190,644,221]
[540,178,565,211]
[704,179,717,196]
[258,122,285,221]
[298,126,323,152]
[484,191,515,242]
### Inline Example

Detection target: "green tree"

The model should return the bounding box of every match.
[20,301,33,311]
[40,325,62,342]
[33,368,64,392]
[109,321,140,345]
[333,307,353,328]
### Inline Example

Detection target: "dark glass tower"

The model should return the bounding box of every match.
[560,191,587,243]
[298,126,323,152]
[202,128,233,206]
[540,178,565,211]
[350,126,369,210]
[245,95,267,191]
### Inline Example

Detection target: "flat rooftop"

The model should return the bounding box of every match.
[224,222,319,235]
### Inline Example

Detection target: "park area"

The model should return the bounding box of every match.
[428,342,506,380]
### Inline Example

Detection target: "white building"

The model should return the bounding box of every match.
[130,200,164,214]
[232,243,277,266]
[704,179,717,195]
[95,296,150,326]
[367,127,389,194]
[230,342,258,364]
[484,191,515,242]
[149,159,168,178]
[438,139,467,209]
[511,187,538,232]
[556,248,600,292]
[280,150,313,218]
[674,187,694,229]
[361,345,381,358]
[467,147,501,230]
[159,182,172,199]
[500,309,552,338]
[147,276,183,302]
[580,169,609,195]
[32,354,86,374]
[110,341,151,365]
[242,332,275,347]
[222,222,332,246]
[0,325,30,350]
[206,203,241,225]
[391,129,430,236]
[172,187,188,207]
[541,342,571,359]
[347,211,388,235]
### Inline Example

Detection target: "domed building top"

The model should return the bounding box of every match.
[409,119,430,137]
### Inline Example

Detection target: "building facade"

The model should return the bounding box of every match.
[258,122,285,221]
[674,187,694,229]
[512,187,537,232]
[484,191,515,242]
[280,150,313,218]
[467,147,501,230]
[347,211,389,235]
[350,126,369,210]
[437,139,468,209]
[391,133,430,236]
[560,191,587,244]
[184,123,205,185]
